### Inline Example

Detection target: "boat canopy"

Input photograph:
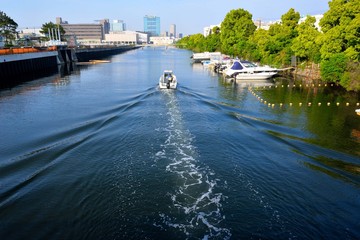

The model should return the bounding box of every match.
[231,61,243,70]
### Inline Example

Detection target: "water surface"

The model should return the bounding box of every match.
[0,47,359,239]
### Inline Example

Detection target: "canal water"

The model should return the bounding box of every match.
[0,47,359,239]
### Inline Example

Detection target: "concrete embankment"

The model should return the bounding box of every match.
[75,46,138,62]
[0,50,59,88]
[0,46,139,88]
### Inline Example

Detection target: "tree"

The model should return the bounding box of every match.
[291,16,321,63]
[261,8,300,66]
[251,29,269,61]
[204,26,221,52]
[320,52,348,83]
[220,9,256,56]
[319,0,360,60]
[40,22,65,41]
[0,11,18,46]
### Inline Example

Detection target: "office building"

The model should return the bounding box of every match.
[99,19,110,34]
[144,15,160,36]
[169,24,176,38]
[111,20,126,32]
[57,17,104,44]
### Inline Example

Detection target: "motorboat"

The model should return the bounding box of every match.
[356,109,360,116]
[223,60,278,80]
[159,70,177,89]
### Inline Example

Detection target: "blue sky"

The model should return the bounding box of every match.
[2,0,330,35]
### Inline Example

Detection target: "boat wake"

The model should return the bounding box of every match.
[154,90,231,239]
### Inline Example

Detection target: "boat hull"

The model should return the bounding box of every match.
[223,60,278,80]
[234,72,277,80]
[159,81,177,89]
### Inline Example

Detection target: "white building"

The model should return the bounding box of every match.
[104,31,149,45]
[256,14,323,31]
[18,28,45,38]
[150,36,174,45]
[203,24,221,37]
[298,14,323,31]
[136,31,149,44]
[105,31,137,45]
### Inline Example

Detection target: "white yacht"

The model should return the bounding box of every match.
[223,60,278,80]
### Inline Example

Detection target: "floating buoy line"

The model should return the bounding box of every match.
[247,85,359,109]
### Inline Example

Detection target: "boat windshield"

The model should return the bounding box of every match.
[231,61,243,70]
[241,61,258,68]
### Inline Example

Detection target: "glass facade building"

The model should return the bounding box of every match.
[144,15,160,36]
[111,20,126,32]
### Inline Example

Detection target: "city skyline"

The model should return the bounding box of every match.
[2,0,330,35]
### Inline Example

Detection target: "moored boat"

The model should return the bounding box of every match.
[159,70,177,89]
[223,60,278,80]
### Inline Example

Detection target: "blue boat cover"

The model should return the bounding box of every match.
[231,61,243,70]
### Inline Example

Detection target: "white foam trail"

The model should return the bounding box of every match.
[155,91,231,239]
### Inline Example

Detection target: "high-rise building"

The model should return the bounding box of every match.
[169,24,176,38]
[144,15,160,36]
[111,20,126,32]
[99,19,110,34]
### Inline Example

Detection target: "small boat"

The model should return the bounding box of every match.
[356,109,360,116]
[223,60,278,80]
[159,70,177,89]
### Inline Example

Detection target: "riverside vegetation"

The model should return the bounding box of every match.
[176,0,360,92]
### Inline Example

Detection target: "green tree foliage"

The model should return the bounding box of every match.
[176,28,221,53]
[266,8,300,66]
[204,26,221,52]
[291,16,321,63]
[0,11,18,46]
[40,22,65,41]
[220,9,256,56]
[246,28,269,62]
[319,0,360,60]
[320,53,348,83]
[319,0,360,91]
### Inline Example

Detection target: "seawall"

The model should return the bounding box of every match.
[0,51,59,88]
[0,46,139,88]
[75,46,138,62]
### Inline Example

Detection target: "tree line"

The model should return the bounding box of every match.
[176,0,360,91]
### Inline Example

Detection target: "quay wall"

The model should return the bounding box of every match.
[75,46,139,62]
[0,52,59,88]
[0,46,139,88]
